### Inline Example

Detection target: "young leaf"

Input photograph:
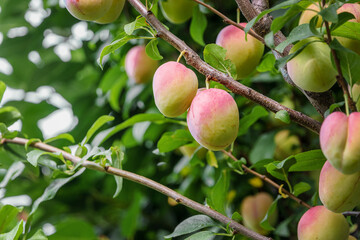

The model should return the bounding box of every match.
[190,6,207,46]
[203,44,237,79]
[145,39,163,60]
[0,205,22,233]
[275,110,290,124]
[293,182,311,196]
[0,106,21,127]
[157,129,193,153]
[111,147,124,198]
[44,133,75,144]
[0,220,23,240]
[165,215,217,239]
[260,195,281,231]
[82,115,115,145]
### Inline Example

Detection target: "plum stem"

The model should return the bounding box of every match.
[344,93,350,116]
[176,50,186,63]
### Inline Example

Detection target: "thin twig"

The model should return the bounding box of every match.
[127,0,321,133]
[221,150,312,209]
[322,0,357,113]
[191,0,264,44]
[343,211,360,217]
[2,137,271,240]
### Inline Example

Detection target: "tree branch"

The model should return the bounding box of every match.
[235,0,337,116]
[1,137,272,240]
[221,150,312,209]
[128,0,321,133]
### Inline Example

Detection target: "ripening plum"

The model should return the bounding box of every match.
[216,24,264,79]
[349,236,356,240]
[274,130,302,160]
[159,0,196,24]
[153,61,198,117]
[64,0,112,21]
[320,112,360,174]
[187,88,239,151]
[95,0,125,24]
[287,38,337,92]
[125,46,159,84]
[319,161,360,213]
[297,205,349,240]
[240,192,278,235]
[298,3,323,27]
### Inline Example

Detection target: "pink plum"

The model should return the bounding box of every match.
[153,61,198,117]
[319,161,360,213]
[95,0,125,24]
[240,192,278,235]
[297,205,349,240]
[216,24,264,79]
[125,46,159,84]
[64,0,112,21]
[187,88,239,151]
[287,38,337,92]
[320,111,360,174]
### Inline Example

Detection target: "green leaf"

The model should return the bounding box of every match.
[275,110,290,124]
[157,129,193,153]
[332,22,360,41]
[165,215,217,239]
[293,182,311,197]
[330,39,360,86]
[190,5,207,46]
[319,4,338,23]
[260,195,280,231]
[0,161,25,188]
[265,157,296,181]
[275,24,314,53]
[145,39,163,60]
[124,17,148,35]
[249,132,276,164]
[0,205,22,233]
[111,147,124,198]
[82,115,114,145]
[121,192,142,238]
[185,231,215,240]
[324,101,344,118]
[0,81,5,102]
[203,44,237,79]
[28,229,48,240]
[26,149,45,167]
[271,4,305,34]
[256,53,278,74]
[44,133,75,144]
[238,106,268,136]
[48,218,97,240]
[208,170,229,215]
[25,138,41,151]
[231,211,243,222]
[0,106,21,127]
[330,12,356,31]
[288,150,326,172]
[206,150,218,168]
[0,220,23,240]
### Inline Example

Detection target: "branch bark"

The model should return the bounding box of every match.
[128,0,321,133]
[235,0,337,116]
[2,137,272,240]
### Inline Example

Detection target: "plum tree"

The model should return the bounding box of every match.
[159,0,196,24]
[64,0,113,21]
[320,112,360,174]
[319,161,360,213]
[125,46,159,84]
[216,24,264,79]
[95,0,125,24]
[297,205,349,240]
[240,192,277,235]
[187,88,239,151]
[287,38,337,92]
[153,61,198,117]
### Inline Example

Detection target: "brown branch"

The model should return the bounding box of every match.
[235,0,337,116]
[221,150,312,209]
[2,137,271,240]
[322,0,357,112]
[128,0,321,133]
[191,0,264,44]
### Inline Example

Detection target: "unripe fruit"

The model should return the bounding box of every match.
[348,236,356,240]
[64,0,112,21]
[125,46,159,84]
[319,161,360,213]
[153,61,198,117]
[274,130,302,160]
[95,0,125,24]
[287,38,337,92]
[187,89,239,151]
[297,205,349,240]
[216,24,264,79]
[337,3,360,55]
[159,0,196,24]
[240,192,278,235]
[352,81,360,111]
[298,3,322,27]
[320,112,360,174]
